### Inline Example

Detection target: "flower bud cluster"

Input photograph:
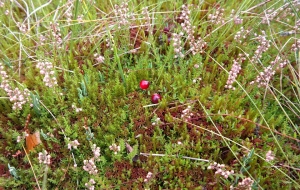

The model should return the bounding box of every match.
[208,6,225,25]
[64,0,74,24]
[234,27,251,43]
[49,22,63,48]
[94,53,105,64]
[0,63,31,110]
[109,143,120,154]
[230,9,243,25]
[92,144,101,161]
[105,38,114,51]
[179,5,206,54]
[17,132,27,143]
[38,150,51,165]
[68,140,80,150]
[16,22,27,33]
[266,150,275,162]
[225,54,247,90]
[192,77,202,83]
[83,159,98,175]
[36,61,57,87]
[270,56,288,69]
[230,177,254,190]
[207,162,234,179]
[251,31,270,63]
[114,2,133,29]
[10,88,30,110]
[39,34,47,46]
[261,8,278,24]
[291,39,300,52]
[250,66,275,87]
[85,178,96,190]
[172,32,184,58]
[77,14,84,23]
[181,106,193,121]
[144,172,153,182]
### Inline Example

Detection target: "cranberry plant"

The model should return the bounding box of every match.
[0,0,299,189]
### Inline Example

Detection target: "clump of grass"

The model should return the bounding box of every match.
[0,0,299,189]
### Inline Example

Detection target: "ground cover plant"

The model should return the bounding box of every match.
[0,0,300,189]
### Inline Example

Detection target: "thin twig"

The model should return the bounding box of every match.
[22,144,41,190]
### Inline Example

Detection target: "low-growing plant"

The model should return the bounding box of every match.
[0,0,299,189]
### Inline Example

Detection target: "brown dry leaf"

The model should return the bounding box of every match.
[25,131,41,153]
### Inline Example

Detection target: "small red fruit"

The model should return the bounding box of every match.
[151,93,161,104]
[139,80,150,90]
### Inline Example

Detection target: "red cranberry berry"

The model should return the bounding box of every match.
[139,80,150,90]
[151,93,161,104]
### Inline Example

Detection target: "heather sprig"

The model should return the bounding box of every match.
[0,63,31,110]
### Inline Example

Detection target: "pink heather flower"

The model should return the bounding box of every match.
[181,106,193,121]
[234,27,251,43]
[16,22,27,33]
[16,134,25,143]
[36,61,57,87]
[207,162,234,179]
[0,63,31,110]
[266,150,275,162]
[291,39,300,52]
[271,55,288,70]
[39,34,46,46]
[172,32,184,58]
[233,177,253,190]
[251,31,270,63]
[64,0,74,25]
[49,22,63,48]
[91,144,101,160]
[83,159,98,175]
[250,65,275,87]
[113,2,133,28]
[225,54,246,90]
[38,150,51,165]
[77,14,84,23]
[109,143,120,154]
[208,6,225,25]
[94,53,105,64]
[230,9,243,25]
[144,172,153,182]
[179,5,206,54]
[68,140,80,150]
[85,178,96,190]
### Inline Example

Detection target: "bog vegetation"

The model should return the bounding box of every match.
[0,0,299,189]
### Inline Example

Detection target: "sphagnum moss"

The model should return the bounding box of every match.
[0,0,299,189]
